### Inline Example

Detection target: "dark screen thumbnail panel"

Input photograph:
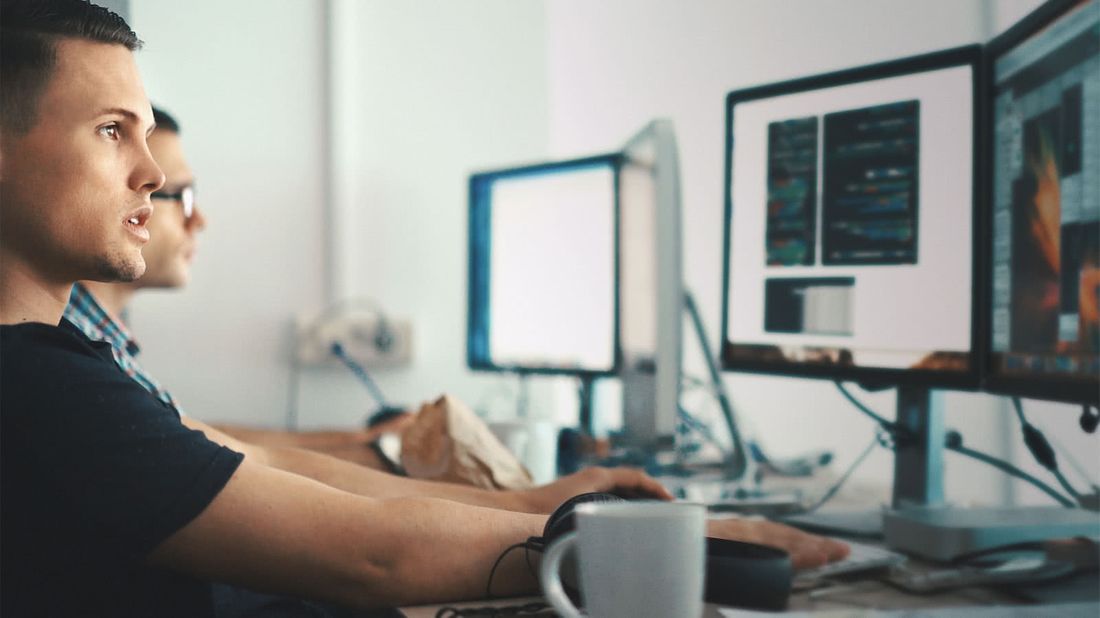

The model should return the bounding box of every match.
[764,277,855,336]
[766,117,818,266]
[823,100,920,266]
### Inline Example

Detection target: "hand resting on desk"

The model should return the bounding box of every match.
[707,517,849,569]
[519,466,676,511]
[529,469,849,570]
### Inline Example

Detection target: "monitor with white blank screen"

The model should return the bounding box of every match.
[467,156,618,375]
[720,46,982,387]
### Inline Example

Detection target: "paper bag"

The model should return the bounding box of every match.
[400,394,535,490]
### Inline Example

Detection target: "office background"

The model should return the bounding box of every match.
[108,0,1093,504]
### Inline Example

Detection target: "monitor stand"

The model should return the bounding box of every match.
[680,291,804,516]
[683,291,753,483]
[791,386,1100,560]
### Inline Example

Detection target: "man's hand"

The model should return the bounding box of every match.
[520,466,675,513]
[707,518,849,569]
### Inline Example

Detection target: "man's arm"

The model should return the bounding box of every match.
[209,423,389,469]
[185,417,671,513]
[147,458,546,608]
[209,424,375,449]
[183,418,848,569]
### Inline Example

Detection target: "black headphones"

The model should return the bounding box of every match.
[529,492,793,611]
[529,492,624,551]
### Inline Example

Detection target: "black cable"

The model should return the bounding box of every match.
[832,387,1078,508]
[944,437,1074,508]
[485,542,529,599]
[1052,468,1084,502]
[434,542,550,618]
[676,405,725,453]
[330,341,389,409]
[435,601,551,618]
[800,430,884,514]
[1047,431,1100,492]
[1010,396,1027,426]
[834,382,897,433]
[1011,397,1082,501]
[523,543,535,584]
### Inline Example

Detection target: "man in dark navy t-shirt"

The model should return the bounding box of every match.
[0,1,847,615]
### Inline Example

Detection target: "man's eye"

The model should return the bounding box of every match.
[98,124,120,140]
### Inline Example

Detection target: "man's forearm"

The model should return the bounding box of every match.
[186,418,538,513]
[213,423,372,449]
[149,461,547,608]
[361,496,545,605]
[260,443,537,513]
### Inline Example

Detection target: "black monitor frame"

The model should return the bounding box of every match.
[467,153,623,377]
[982,0,1100,405]
[719,45,985,390]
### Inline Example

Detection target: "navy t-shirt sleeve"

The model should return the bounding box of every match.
[1,321,244,559]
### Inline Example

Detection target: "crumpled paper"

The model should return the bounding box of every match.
[400,394,534,490]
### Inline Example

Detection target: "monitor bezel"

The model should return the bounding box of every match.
[617,119,684,447]
[981,0,1100,405]
[466,153,623,377]
[719,45,985,390]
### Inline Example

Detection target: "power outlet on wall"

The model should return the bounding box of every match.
[296,312,413,368]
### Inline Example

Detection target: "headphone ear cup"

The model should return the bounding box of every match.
[539,492,625,547]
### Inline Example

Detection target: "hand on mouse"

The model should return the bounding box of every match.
[519,466,675,512]
[706,518,849,569]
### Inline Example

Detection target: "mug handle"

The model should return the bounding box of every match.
[538,531,583,618]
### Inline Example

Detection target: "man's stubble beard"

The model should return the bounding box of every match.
[91,251,145,283]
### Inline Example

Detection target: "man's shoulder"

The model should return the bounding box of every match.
[1,319,104,357]
[1,319,116,391]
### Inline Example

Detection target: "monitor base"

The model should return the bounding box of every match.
[780,508,885,539]
[883,505,1100,562]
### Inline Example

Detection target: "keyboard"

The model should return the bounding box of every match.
[795,539,906,581]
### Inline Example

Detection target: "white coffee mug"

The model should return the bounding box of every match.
[539,501,706,618]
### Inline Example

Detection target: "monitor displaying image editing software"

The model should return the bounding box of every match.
[986,0,1100,404]
[720,46,982,387]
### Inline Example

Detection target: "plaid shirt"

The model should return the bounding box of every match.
[64,283,181,412]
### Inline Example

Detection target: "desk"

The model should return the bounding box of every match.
[401,581,1091,616]
[399,474,1098,616]
[399,537,1098,615]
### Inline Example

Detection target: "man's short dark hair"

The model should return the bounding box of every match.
[0,0,142,135]
[152,106,181,135]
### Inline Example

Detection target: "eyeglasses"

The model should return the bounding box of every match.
[151,185,195,220]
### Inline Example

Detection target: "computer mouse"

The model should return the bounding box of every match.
[533,493,792,611]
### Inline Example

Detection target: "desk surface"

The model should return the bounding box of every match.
[401,588,1093,617]
[400,473,1098,616]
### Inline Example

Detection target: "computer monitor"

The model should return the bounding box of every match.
[985,0,1100,405]
[878,2,1099,561]
[617,120,684,449]
[467,155,620,377]
[720,45,983,389]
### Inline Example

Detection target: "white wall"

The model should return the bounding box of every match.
[312,0,560,427]
[128,0,328,425]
